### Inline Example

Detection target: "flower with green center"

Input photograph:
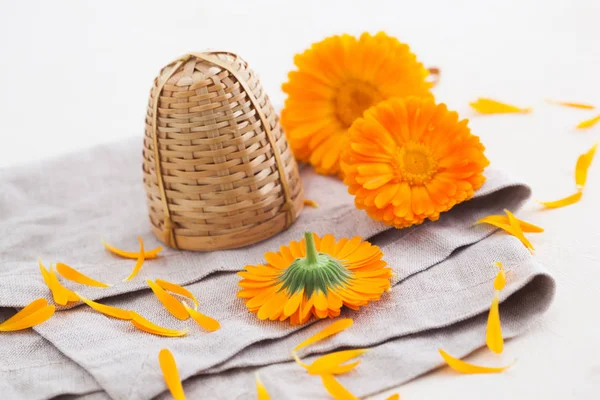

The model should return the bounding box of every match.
[237,232,392,325]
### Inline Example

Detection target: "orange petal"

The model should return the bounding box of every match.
[320,374,359,400]
[576,114,600,129]
[130,312,188,337]
[283,290,304,317]
[546,99,595,109]
[386,395,400,400]
[539,191,583,209]
[183,302,220,332]
[102,238,162,259]
[0,298,55,331]
[475,215,543,233]
[56,263,112,288]
[470,98,531,114]
[122,237,146,282]
[303,199,319,208]
[158,349,186,400]
[255,373,271,400]
[76,292,132,320]
[486,291,504,354]
[294,318,354,352]
[438,349,514,374]
[307,349,368,375]
[575,143,597,189]
[155,279,199,310]
[329,360,360,375]
[147,280,189,320]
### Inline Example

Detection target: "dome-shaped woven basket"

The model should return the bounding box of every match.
[142,52,304,251]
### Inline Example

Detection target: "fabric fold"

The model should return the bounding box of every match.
[0,139,554,400]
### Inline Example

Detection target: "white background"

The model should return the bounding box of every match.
[1,1,599,398]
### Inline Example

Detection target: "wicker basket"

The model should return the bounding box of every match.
[142,52,304,251]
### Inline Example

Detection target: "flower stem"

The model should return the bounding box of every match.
[304,232,318,264]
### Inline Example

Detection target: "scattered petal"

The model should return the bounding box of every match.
[155,279,199,310]
[56,263,112,288]
[576,114,600,129]
[130,312,188,337]
[486,291,504,354]
[303,199,319,208]
[294,318,354,352]
[475,215,543,233]
[320,374,360,400]
[575,143,598,189]
[0,298,55,331]
[546,99,595,109]
[307,349,368,375]
[328,361,361,375]
[539,191,583,209]
[470,98,531,114]
[438,349,514,374]
[504,210,534,252]
[122,237,146,282]
[158,349,186,400]
[386,395,400,400]
[493,262,506,291]
[255,373,271,400]
[183,302,220,332]
[147,280,189,320]
[102,238,162,259]
[39,259,78,305]
[76,292,132,320]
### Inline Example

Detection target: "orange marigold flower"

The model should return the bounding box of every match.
[237,233,392,325]
[281,32,434,176]
[341,97,489,229]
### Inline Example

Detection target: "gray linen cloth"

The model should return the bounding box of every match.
[0,139,555,399]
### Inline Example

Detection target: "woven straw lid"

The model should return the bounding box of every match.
[142,52,304,251]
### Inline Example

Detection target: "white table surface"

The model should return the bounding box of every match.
[1,1,599,399]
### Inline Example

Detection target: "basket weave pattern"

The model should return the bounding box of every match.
[143,52,304,251]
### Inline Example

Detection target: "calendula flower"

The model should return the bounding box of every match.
[342,97,489,229]
[238,233,391,325]
[281,32,433,176]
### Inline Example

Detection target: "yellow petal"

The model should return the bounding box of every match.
[575,143,597,189]
[147,280,189,320]
[539,191,583,209]
[493,262,506,291]
[294,318,354,352]
[155,279,199,310]
[56,263,112,288]
[438,349,514,374]
[130,312,188,337]
[102,238,162,259]
[158,349,186,400]
[475,215,543,233]
[320,374,359,400]
[386,395,400,400]
[122,237,146,282]
[329,361,360,375]
[183,302,220,332]
[546,99,595,109]
[76,292,132,320]
[39,259,66,306]
[486,291,504,354]
[307,349,368,375]
[255,373,271,400]
[470,98,531,114]
[576,114,600,129]
[0,298,55,331]
[504,210,534,252]
[303,199,319,208]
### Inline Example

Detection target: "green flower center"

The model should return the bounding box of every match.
[277,233,352,297]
